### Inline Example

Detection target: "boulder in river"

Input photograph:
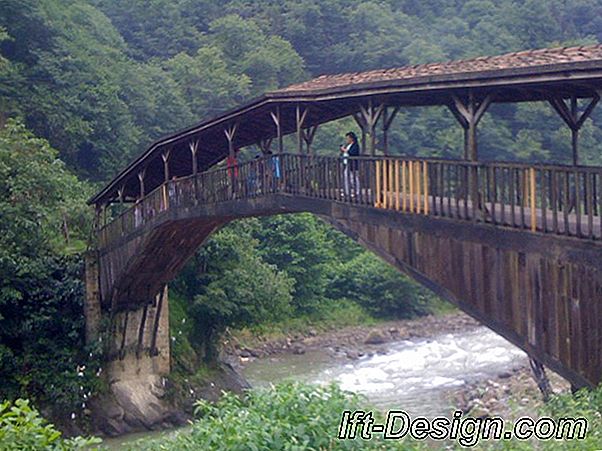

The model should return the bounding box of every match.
[364,330,387,345]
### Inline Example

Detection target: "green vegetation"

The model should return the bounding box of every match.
[0,120,101,420]
[0,399,100,450]
[124,382,602,450]
[129,382,424,450]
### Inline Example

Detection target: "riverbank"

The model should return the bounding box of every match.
[450,362,570,420]
[223,311,480,368]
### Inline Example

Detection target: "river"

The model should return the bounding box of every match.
[243,326,527,417]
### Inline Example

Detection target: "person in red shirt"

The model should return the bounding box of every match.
[227,148,239,178]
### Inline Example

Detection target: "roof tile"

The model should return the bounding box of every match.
[277,44,602,93]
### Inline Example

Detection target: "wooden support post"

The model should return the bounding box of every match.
[136,303,149,359]
[137,168,146,198]
[117,185,125,204]
[394,160,400,210]
[449,91,493,220]
[161,148,171,182]
[270,106,284,154]
[360,101,385,156]
[150,286,166,357]
[119,310,129,360]
[224,124,238,157]
[402,161,407,211]
[101,203,108,227]
[382,106,400,156]
[529,168,536,231]
[382,159,388,209]
[449,91,493,161]
[423,161,429,215]
[353,113,367,153]
[189,140,199,175]
[375,160,381,208]
[258,137,273,154]
[529,357,552,401]
[409,161,414,212]
[302,125,319,154]
[296,105,308,154]
[548,93,599,165]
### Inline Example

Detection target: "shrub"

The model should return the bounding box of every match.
[0,399,100,450]
[331,252,435,319]
[129,382,427,450]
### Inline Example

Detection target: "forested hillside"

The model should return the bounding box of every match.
[1,0,602,432]
[2,0,602,181]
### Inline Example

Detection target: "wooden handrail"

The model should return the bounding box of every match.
[99,153,602,247]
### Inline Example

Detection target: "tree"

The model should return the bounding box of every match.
[176,222,293,361]
[331,252,434,319]
[0,119,99,416]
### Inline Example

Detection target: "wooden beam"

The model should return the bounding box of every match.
[258,137,273,154]
[359,100,385,156]
[382,106,400,155]
[189,140,199,175]
[302,125,319,154]
[270,106,283,154]
[161,148,171,182]
[296,105,308,153]
[548,93,600,165]
[137,168,146,198]
[449,92,494,161]
[224,123,238,157]
[149,286,166,357]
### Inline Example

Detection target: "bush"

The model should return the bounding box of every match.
[0,399,100,450]
[331,252,435,319]
[129,382,426,450]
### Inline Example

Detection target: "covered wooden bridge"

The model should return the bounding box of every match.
[88,44,602,388]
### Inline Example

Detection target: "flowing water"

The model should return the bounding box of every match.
[243,326,527,417]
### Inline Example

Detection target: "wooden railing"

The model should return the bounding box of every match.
[99,153,602,248]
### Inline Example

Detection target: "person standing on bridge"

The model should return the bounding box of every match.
[340,131,360,199]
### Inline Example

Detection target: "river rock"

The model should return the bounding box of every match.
[292,345,306,355]
[364,330,387,345]
[346,350,360,360]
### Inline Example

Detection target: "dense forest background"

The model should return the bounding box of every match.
[1,0,602,418]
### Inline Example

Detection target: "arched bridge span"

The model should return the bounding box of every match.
[93,154,602,388]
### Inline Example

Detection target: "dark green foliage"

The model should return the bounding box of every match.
[252,214,337,314]
[173,214,441,360]
[331,252,434,319]
[2,0,602,180]
[0,120,100,416]
[174,221,294,360]
[0,399,101,450]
